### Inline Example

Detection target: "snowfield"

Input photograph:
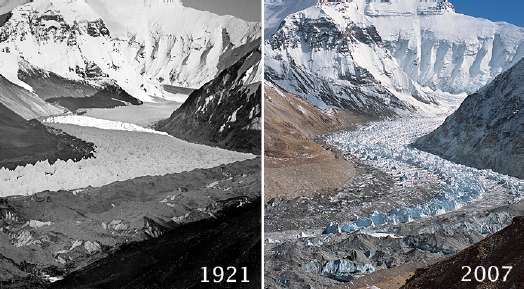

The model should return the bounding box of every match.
[0,116,254,196]
[327,118,523,231]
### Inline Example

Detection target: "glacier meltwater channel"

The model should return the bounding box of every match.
[327,117,523,232]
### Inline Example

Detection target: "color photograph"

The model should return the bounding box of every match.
[264,0,522,288]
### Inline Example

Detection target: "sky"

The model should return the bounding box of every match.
[452,0,524,27]
[182,0,261,22]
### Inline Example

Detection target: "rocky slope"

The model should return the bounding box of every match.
[265,4,420,118]
[264,0,524,117]
[0,69,63,119]
[414,57,524,179]
[265,198,523,289]
[0,0,260,105]
[157,43,262,154]
[0,98,93,170]
[264,81,365,201]
[402,216,523,289]
[17,59,142,111]
[0,157,260,288]
[50,200,261,289]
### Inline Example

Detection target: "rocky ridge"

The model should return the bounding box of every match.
[402,215,523,289]
[157,43,262,154]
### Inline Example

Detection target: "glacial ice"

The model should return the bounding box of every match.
[302,259,375,276]
[0,116,254,196]
[326,117,523,232]
[324,222,342,234]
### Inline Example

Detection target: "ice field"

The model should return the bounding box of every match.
[0,115,254,196]
[327,117,524,231]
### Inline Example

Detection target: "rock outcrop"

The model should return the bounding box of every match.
[402,216,524,289]
[157,43,262,154]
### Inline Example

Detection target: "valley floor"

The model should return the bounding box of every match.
[0,103,261,288]
[264,117,523,289]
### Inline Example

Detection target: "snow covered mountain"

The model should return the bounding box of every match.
[157,44,262,154]
[0,0,260,116]
[0,55,63,118]
[265,0,524,116]
[414,57,524,179]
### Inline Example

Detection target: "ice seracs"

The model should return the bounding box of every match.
[326,117,523,232]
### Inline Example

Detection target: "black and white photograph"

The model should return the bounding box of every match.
[0,0,261,287]
[2,0,524,288]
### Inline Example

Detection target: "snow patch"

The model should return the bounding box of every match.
[0,53,33,92]
[43,115,168,135]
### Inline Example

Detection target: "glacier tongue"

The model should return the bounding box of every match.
[327,118,523,232]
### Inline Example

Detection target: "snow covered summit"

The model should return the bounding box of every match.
[264,0,524,117]
[0,0,260,110]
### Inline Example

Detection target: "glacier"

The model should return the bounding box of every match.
[0,116,254,196]
[327,117,523,232]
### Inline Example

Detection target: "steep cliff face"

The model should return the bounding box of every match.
[414,58,524,179]
[265,4,439,118]
[264,1,524,117]
[366,0,524,95]
[0,0,260,104]
[157,43,262,154]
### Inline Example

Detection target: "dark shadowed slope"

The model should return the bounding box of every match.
[157,42,262,155]
[50,201,261,289]
[414,58,524,179]
[18,60,142,111]
[0,102,93,169]
[0,157,261,288]
[402,216,523,289]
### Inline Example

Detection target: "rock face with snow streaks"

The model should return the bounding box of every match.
[415,58,524,179]
[157,43,262,154]
[0,0,260,107]
[264,0,524,117]
[265,4,419,117]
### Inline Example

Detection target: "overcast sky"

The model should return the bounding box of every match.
[182,0,261,22]
[452,0,523,27]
